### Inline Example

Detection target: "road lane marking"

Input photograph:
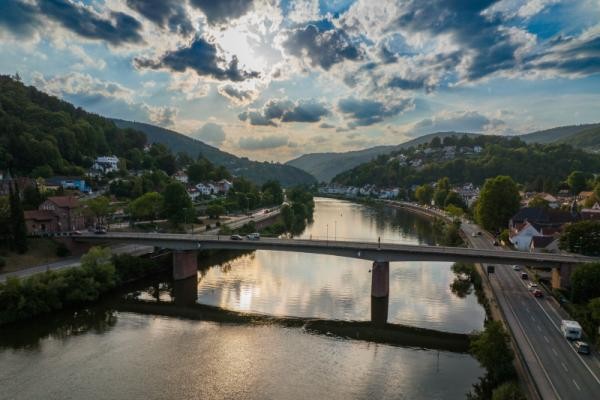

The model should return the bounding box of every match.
[561,362,568,372]
[572,379,581,391]
[544,335,550,343]
[531,316,536,322]
[537,325,542,332]
[552,348,558,356]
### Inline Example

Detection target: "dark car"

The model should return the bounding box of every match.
[532,289,543,298]
[230,234,243,240]
[94,227,107,234]
[575,341,590,355]
[521,272,528,280]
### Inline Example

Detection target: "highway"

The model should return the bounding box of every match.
[461,219,600,399]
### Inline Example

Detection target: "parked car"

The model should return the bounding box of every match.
[575,341,590,354]
[532,289,543,298]
[512,265,520,271]
[230,234,243,240]
[246,232,260,240]
[521,272,528,280]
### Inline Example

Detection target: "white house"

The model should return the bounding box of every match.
[174,171,188,184]
[529,236,560,253]
[187,187,200,201]
[92,155,119,173]
[473,145,483,153]
[510,221,541,251]
[196,183,214,196]
[216,179,233,193]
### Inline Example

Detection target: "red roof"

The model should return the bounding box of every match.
[47,196,80,209]
[24,210,57,221]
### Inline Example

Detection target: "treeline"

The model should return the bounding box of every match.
[333,134,600,192]
[0,75,149,176]
[0,248,162,325]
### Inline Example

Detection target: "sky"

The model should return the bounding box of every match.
[1,0,599,162]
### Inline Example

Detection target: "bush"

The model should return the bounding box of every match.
[0,256,5,268]
[55,243,70,257]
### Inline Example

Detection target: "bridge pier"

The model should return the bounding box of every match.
[173,250,198,280]
[551,263,573,290]
[371,261,390,298]
[371,296,389,325]
[173,276,198,306]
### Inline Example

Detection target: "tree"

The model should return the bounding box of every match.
[567,171,589,194]
[206,204,225,219]
[0,196,11,243]
[21,185,44,210]
[261,180,284,206]
[476,176,520,232]
[415,184,434,205]
[444,191,465,210]
[470,321,515,384]
[9,181,27,253]
[491,382,525,400]
[589,297,600,322]
[559,220,600,256]
[86,196,111,225]
[527,195,550,209]
[128,192,163,222]
[570,263,600,303]
[281,203,294,230]
[162,182,193,225]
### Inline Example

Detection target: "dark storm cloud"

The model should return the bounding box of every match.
[239,99,330,126]
[0,1,38,37]
[190,0,254,24]
[282,23,363,70]
[338,97,413,127]
[134,37,260,81]
[40,0,144,45]
[388,0,518,81]
[126,0,193,35]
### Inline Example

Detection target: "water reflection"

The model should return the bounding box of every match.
[196,198,486,334]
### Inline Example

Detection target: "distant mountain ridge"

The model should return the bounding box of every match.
[519,123,600,144]
[286,132,481,182]
[112,119,316,186]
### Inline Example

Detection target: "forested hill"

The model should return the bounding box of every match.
[0,75,146,177]
[519,123,600,145]
[286,132,480,182]
[556,125,600,150]
[332,134,600,192]
[112,119,316,186]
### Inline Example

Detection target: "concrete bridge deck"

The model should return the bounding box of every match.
[77,232,595,268]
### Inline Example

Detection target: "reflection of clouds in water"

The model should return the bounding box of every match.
[197,198,485,333]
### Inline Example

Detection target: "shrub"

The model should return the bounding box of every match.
[0,256,5,268]
[55,243,70,257]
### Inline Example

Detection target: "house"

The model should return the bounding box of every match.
[24,210,59,235]
[509,221,541,251]
[187,186,201,201]
[526,193,559,209]
[44,176,91,193]
[509,207,577,231]
[216,179,233,194]
[379,188,400,199]
[196,183,214,196]
[529,236,560,253]
[38,196,85,232]
[92,155,119,173]
[174,171,188,184]
[473,145,483,153]
[581,202,600,221]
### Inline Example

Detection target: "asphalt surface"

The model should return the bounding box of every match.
[461,220,600,400]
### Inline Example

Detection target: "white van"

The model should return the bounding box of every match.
[246,232,260,240]
[561,320,582,340]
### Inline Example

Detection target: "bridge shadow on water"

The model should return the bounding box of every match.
[117,275,472,354]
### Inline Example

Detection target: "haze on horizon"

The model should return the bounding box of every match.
[1,0,599,162]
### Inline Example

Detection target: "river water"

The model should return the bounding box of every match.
[0,198,485,400]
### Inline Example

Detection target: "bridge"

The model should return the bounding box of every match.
[77,232,596,298]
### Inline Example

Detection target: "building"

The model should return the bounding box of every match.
[196,183,215,196]
[509,207,577,231]
[92,155,119,173]
[529,235,560,253]
[216,179,233,193]
[174,171,188,184]
[44,176,91,193]
[581,202,600,220]
[186,186,201,201]
[24,210,59,235]
[509,221,541,251]
[38,196,85,232]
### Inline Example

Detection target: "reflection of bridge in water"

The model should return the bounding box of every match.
[79,232,598,293]
[118,275,471,353]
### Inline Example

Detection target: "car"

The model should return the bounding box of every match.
[492,240,499,246]
[512,265,521,271]
[521,272,528,280]
[94,227,107,234]
[71,230,82,236]
[532,289,543,298]
[471,231,482,237]
[527,282,538,291]
[230,234,243,240]
[575,341,590,354]
[246,232,260,240]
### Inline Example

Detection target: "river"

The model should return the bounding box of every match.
[0,198,485,400]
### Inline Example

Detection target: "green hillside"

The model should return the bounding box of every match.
[286,132,480,182]
[519,123,600,144]
[113,119,316,186]
[556,126,600,150]
[332,134,600,191]
[0,75,146,176]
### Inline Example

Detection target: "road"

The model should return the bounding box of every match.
[0,244,153,283]
[460,218,600,399]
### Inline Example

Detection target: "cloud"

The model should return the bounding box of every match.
[189,0,254,24]
[145,105,178,127]
[194,122,227,146]
[238,135,289,150]
[168,71,210,100]
[135,37,260,82]
[281,22,363,70]
[338,97,413,127]
[319,123,335,129]
[239,98,330,126]
[126,0,193,35]
[218,84,258,105]
[39,0,143,45]
[412,111,506,134]
[0,0,38,38]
